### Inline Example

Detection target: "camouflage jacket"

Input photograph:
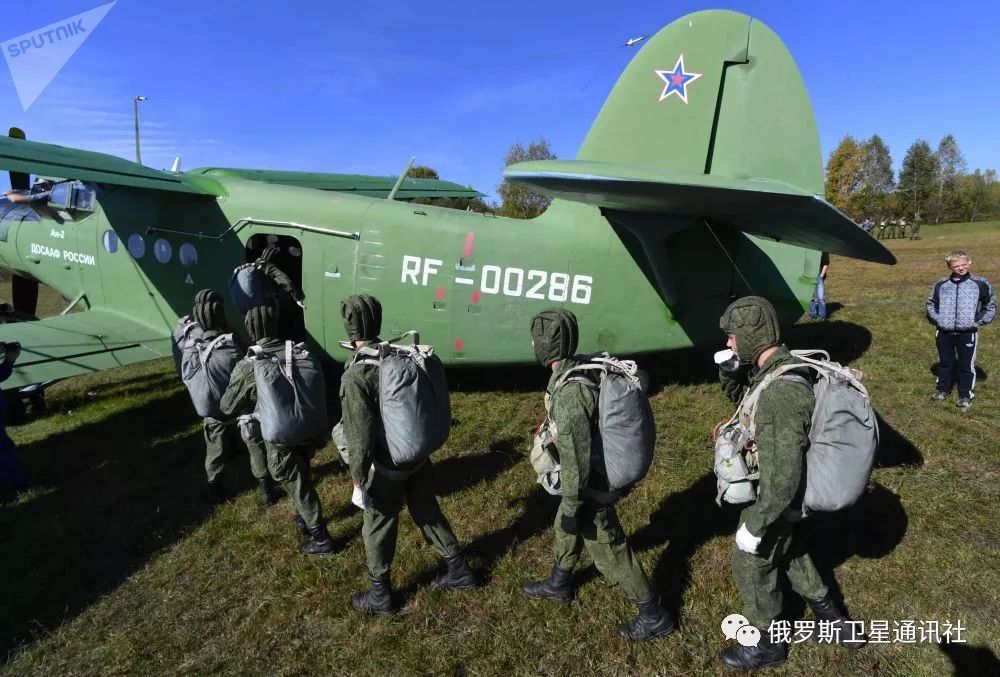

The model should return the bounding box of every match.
[721,346,814,536]
[258,261,304,303]
[548,356,601,519]
[339,340,420,487]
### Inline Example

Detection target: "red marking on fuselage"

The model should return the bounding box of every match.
[435,286,446,301]
[471,290,481,304]
[455,338,464,352]
[463,232,475,258]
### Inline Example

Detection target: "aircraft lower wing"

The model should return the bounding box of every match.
[2,310,171,389]
[505,160,895,265]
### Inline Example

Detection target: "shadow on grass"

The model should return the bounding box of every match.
[930,362,989,384]
[463,485,558,580]
[939,641,1000,676]
[626,473,734,622]
[800,482,908,619]
[0,389,261,661]
[431,439,521,498]
[623,476,907,626]
[875,412,924,468]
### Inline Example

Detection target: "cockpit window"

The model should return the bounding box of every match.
[47,181,96,213]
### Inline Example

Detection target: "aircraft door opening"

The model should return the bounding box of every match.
[242,233,309,344]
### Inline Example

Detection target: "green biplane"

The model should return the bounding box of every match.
[0,9,892,392]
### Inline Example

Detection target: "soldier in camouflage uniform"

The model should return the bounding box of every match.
[191,290,279,506]
[219,305,334,556]
[521,308,674,642]
[718,297,865,671]
[254,245,306,341]
[339,294,480,616]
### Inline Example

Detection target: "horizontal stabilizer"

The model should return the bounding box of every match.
[505,160,895,264]
[3,310,171,389]
[0,135,223,196]
[188,167,483,200]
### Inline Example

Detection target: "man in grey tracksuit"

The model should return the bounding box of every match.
[926,250,996,411]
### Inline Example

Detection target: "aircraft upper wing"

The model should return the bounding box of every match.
[187,167,484,200]
[1,310,171,389]
[0,135,225,196]
[505,159,895,265]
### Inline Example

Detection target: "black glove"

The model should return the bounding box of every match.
[560,513,581,536]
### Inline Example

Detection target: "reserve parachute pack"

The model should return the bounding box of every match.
[229,262,270,313]
[350,331,450,466]
[180,333,241,419]
[250,340,328,445]
[533,353,655,497]
[171,315,203,376]
[713,350,878,512]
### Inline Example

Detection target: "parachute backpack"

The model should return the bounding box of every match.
[229,262,271,313]
[350,331,450,465]
[180,333,242,419]
[171,315,203,376]
[549,353,655,495]
[250,341,329,445]
[717,350,879,513]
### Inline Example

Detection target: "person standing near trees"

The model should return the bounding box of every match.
[926,250,996,411]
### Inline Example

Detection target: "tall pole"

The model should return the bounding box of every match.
[133,95,148,165]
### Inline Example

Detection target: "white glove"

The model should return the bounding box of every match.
[352,483,372,510]
[735,523,762,554]
[296,300,306,309]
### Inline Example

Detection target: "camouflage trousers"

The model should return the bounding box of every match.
[553,502,654,603]
[362,460,460,577]
[732,514,828,630]
[203,417,269,484]
[267,441,323,528]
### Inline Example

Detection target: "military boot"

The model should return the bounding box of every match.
[720,631,787,671]
[617,596,676,641]
[431,555,482,590]
[521,565,573,603]
[207,479,229,505]
[293,514,311,539]
[258,477,281,506]
[351,574,398,616]
[806,595,867,649]
[301,523,336,556]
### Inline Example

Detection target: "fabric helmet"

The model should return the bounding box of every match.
[719,296,781,364]
[193,289,227,332]
[193,288,222,307]
[245,304,278,343]
[340,294,382,342]
[529,308,579,366]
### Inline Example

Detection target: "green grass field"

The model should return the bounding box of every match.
[1,222,998,675]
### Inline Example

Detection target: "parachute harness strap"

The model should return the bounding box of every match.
[703,220,755,294]
[199,333,233,370]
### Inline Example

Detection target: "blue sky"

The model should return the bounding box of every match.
[1,0,995,199]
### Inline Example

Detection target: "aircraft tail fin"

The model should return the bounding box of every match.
[576,10,822,194]
[506,10,894,265]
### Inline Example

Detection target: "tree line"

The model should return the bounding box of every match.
[825,134,998,223]
[408,138,556,219]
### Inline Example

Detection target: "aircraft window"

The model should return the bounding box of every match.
[179,243,198,267]
[127,233,146,259]
[154,238,172,264]
[71,183,96,211]
[103,230,119,253]
[48,182,70,207]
